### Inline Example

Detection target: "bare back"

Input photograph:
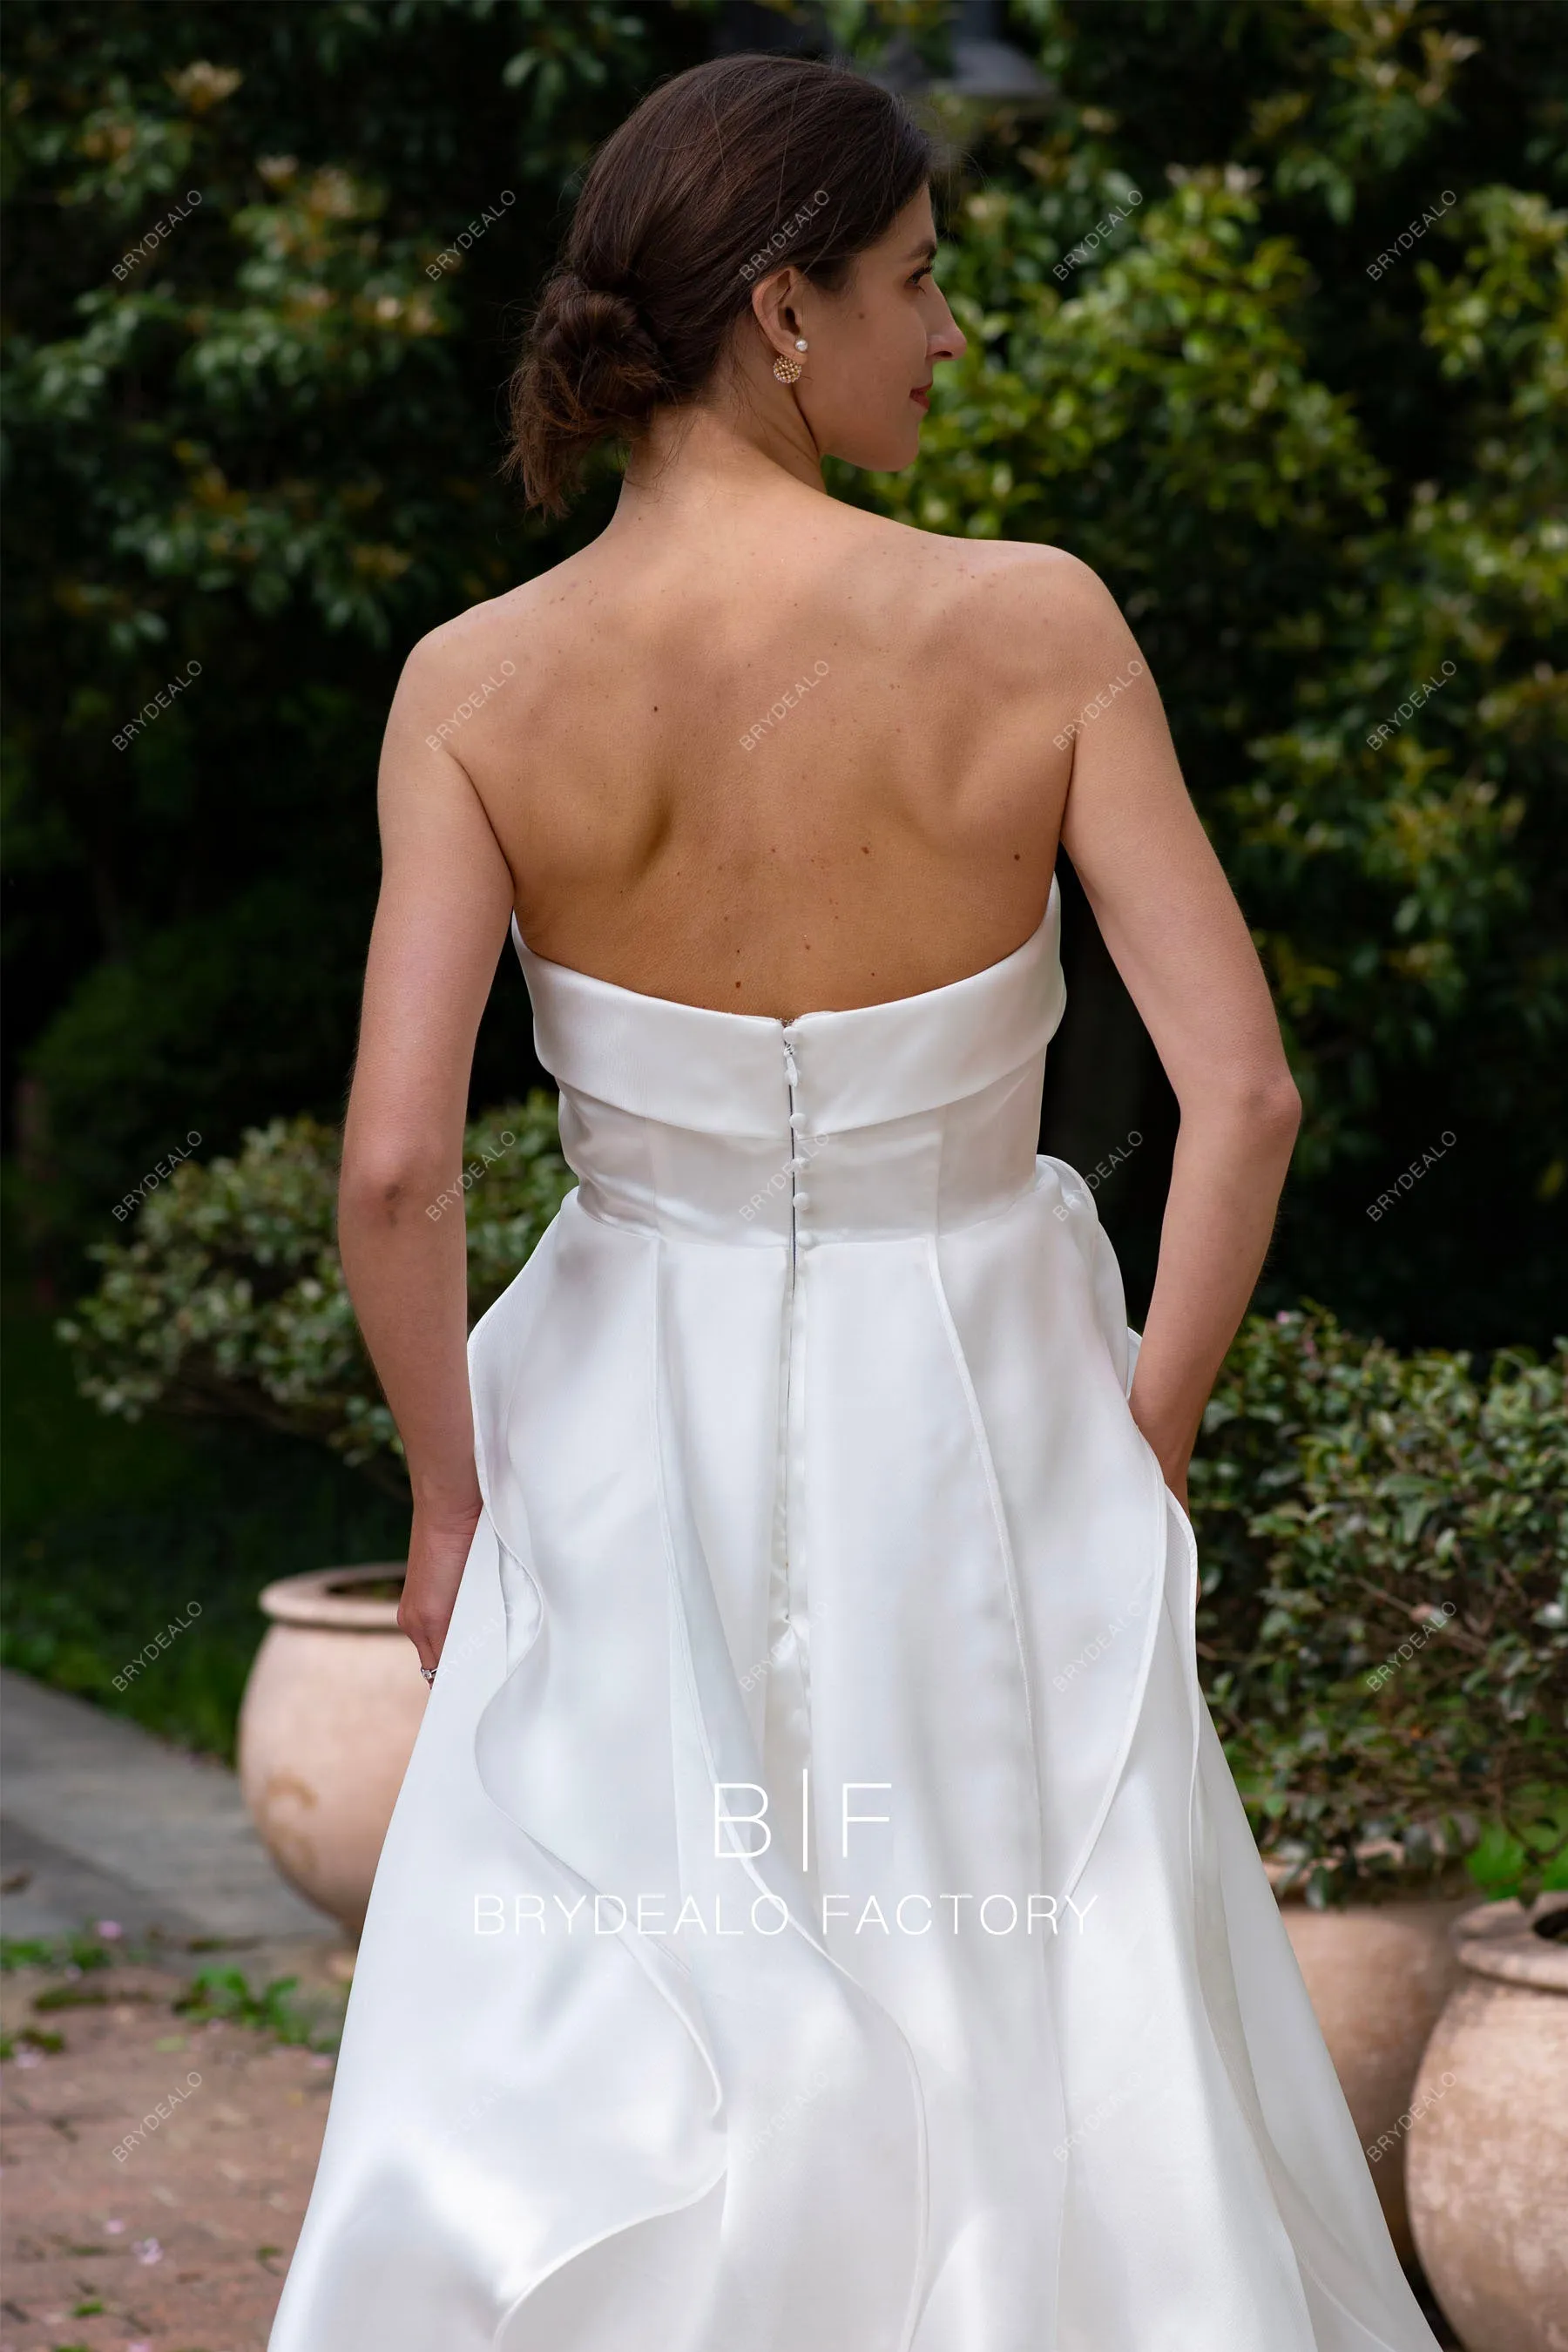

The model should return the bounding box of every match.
[414,486,1095,1020]
[348,59,1302,1716]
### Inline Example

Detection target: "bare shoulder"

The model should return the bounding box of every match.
[393,568,563,705]
[935,536,1129,668]
[838,510,1132,689]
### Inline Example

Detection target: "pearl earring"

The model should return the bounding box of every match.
[773,348,803,384]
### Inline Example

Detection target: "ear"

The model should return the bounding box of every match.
[749,265,804,369]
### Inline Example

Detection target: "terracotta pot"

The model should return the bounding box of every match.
[1267,1862,1479,2261]
[1407,1896,1568,2352]
[238,1563,426,1938]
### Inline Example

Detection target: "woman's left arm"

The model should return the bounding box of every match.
[1048,558,1303,1508]
[337,627,518,1674]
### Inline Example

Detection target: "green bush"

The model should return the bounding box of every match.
[1192,1307,1568,1905]
[53,1093,574,1492]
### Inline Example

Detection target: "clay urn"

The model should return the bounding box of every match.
[238,1563,426,1938]
[1406,1894,1568,2352]
[1267,1856,1481,2261]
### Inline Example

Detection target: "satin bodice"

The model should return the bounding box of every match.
[509,880,1066,1247]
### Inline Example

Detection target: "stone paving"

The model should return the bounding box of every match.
[1,1673,327,1949]
[1,1951,341,2352]
[1,1669,348,2349]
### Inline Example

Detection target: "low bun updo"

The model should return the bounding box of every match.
[521,272,671,455]
[505,53,937,516]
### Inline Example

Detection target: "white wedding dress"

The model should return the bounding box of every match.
[268,879,1442,2351]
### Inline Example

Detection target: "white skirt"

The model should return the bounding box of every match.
[268,884,1441,2350]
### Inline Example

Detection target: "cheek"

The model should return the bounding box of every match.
[864,305,923,380]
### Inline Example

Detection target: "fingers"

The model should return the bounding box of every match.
[398,1517,473,1673]
[395,1600,446,1676]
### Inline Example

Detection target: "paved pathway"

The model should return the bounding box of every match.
[1,1669,329,1951]
[1,1673,348,2349]
[2,1947,340,2352]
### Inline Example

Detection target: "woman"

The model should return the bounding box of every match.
[269,52,1443,2352]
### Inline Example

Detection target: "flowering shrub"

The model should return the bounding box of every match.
[54,1094,573,1491]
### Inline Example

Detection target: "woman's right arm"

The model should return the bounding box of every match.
[1049,558,1303,1504]
[338,625,518,1670]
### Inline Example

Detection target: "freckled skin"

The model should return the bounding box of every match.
[428,512,1087,1018]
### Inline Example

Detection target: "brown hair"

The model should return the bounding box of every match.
[505,54,937,515]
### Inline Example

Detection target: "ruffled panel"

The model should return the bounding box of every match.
[469,1199,929,2352]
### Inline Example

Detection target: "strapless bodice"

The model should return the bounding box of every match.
[509,880,1065,1247]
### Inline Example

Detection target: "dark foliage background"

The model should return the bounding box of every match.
[2,4,1563,1872]
[3,0,1564,1341]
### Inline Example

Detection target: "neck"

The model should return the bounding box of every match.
[610,395,828,536]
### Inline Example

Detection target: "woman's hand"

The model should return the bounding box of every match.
[1131,1416,1190,1511]
[1129,1382,1196,1513]
[397,1497,484,1678]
